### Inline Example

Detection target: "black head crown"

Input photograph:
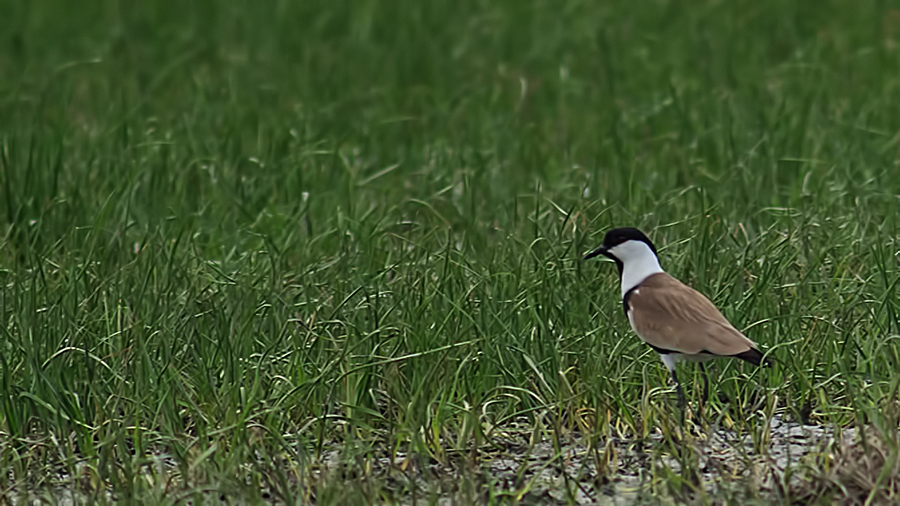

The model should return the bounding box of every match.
[583,227,658,260]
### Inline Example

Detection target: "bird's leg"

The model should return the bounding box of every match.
[661,355,686,425]
[699,362,709,406]
[671,368,686,417]
[672,369,686,408]
[696,362,710,421]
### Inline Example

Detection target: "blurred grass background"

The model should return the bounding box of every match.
[1,0,899,503]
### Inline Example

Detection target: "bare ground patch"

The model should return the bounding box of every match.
[300,415,897,504]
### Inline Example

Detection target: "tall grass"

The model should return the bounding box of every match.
[1,0,899,502]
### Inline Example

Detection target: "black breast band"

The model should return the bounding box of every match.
[622,285,639,316]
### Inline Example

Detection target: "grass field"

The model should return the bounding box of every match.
[1,0,899,504]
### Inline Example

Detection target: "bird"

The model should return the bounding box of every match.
[583,227,769,409]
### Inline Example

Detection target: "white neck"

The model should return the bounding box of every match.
[611,242,664,297]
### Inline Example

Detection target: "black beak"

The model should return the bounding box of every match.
[583,245,608,260]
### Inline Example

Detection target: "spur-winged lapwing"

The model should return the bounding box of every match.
[584,227,769,407]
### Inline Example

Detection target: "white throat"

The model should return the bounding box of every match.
[609,241,664,297]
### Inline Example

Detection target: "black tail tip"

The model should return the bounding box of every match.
[733,348,772,367]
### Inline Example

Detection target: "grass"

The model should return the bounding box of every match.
[1,0,899,503]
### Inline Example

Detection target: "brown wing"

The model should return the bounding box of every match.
[628,273,757,356]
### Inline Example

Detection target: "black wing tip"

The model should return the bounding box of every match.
[732,348,772,367]
[648,345,774,367]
